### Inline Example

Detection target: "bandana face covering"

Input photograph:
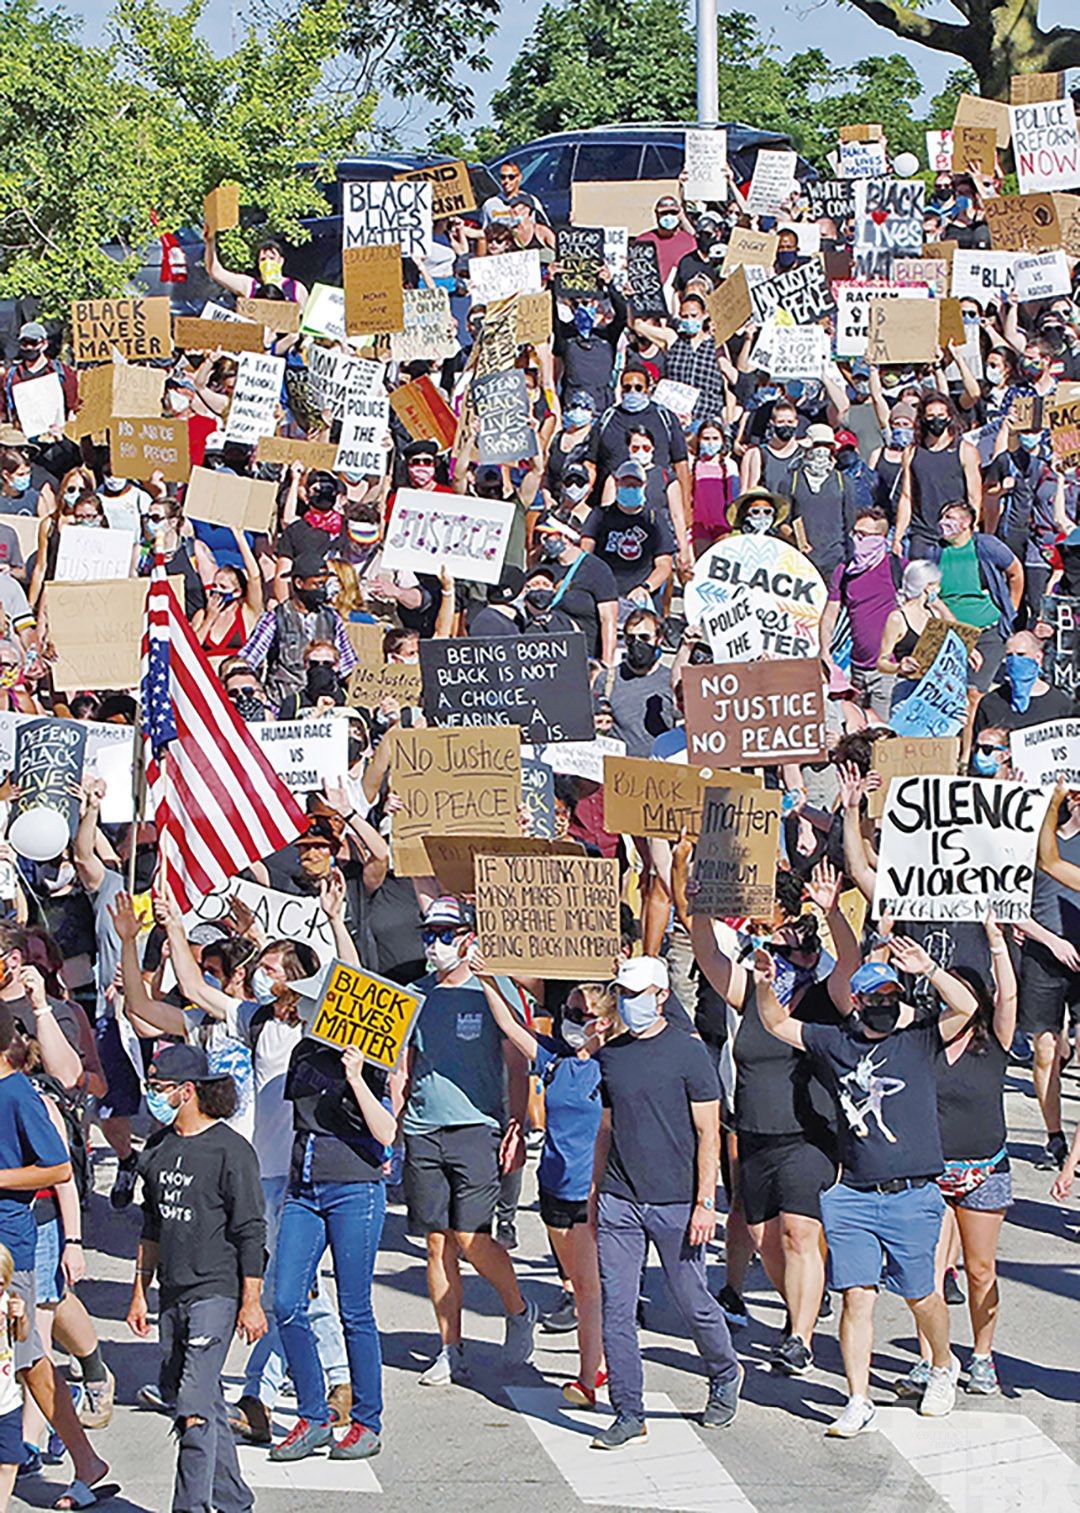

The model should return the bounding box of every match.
[1002,652,1039,713]
[305,507,344,534]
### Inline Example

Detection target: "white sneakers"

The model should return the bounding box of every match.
[826,1395,877,1437]
[919,1354,961,1417]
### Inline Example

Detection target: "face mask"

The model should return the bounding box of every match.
[836,449,859,472]
[746,511,774,533]
[232,692,266,722]
[39,860,76,894]
[203,970,222,991]
[213,584,237,603]
[1019,358,1043,379]
[561,1020,593,1052]
[924,415,950,438]
[954,195,973,213]
[1003,652,1040,713]
[776,249,798,270]
[971,747,1000,776]
[679,316,703,336]
[985,367,1005,387]
[889,427,914,449]
[250,967,278,1004]
[147,1089,180,1126]
[75,516,102,528]
[852,534,888,569]
[940,515,965,540]
[258,254,284,287]
[348,520,381,547]
[858,995,902,1035]
[564,481,590,505]
[63,487,81,507]
[426,939,463,974]
[573,307,596,338]
[620,991,660,1034]
[616,485,646,512]
[306,662,338,698]
[657,213,679,231]
[699,438,722,458]
[771,953,819,1007]
[296,585,328,610]
[1040,324,1066,350]
[537,536,564,560]
[565,407,591,429]
[624,636,660,671]
[628,446,653,464]
[803,449,833,478]
[10,475,30,493]
[102,476,127,492]
[770,423,797,442]
[1019,433,1041,453]
[620,389,649,413]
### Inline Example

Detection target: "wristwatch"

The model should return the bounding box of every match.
[699,1197,715,1211]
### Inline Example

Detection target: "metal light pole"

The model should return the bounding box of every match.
[696,0,719,127]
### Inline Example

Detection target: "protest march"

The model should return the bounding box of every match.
[3,31,1080,1513]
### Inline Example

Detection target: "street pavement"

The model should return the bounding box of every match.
[14,1057,1080,1513]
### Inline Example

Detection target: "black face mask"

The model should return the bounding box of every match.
[306,663,338,698]
[231,692,266,722]
[859,994,902,1035]
[624,637,659,671]
[525,587,555,612]
[924,415,950,438]
[770,423,797,442]
[296,585,329,610]
[133,844,158,893]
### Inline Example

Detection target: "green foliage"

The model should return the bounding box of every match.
[340,0,501,126]
[0,0,375,313]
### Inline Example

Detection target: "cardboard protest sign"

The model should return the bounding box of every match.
[867,735,961,819]
[939,300,968,354]
[390,289,457,365]
[853,179,925,255]
[684,128,728,200]
[343,244,405,335]
[865,297,939,364]
[475,851,621,979]
[571,181,674,236]
[893,257,949,296]
[185,877,337,962]
[1048,385,1080,468]
[389,724,521,877]
[1009,717,1080,787]
[497,291,552,347]
[382,489,514,586]
[983,192,1064,250]
[11,718,87,839]
[306,349,381,423]
[602,756,759,840]
[838,123,883,141]
[256,436,340,471]
[626,240,666,316]
[345,662,423,711]
[805,179,854,224]
[749,258,834,327]
[838,138,887,179]
[950,250,1016,301]
[223,351,284,444]
[926,129,954,172]
[109,416,189,481]
[394,160,475,218]
[342,179,432,258]
[388,376,457,450]
[910,615,982,676]
[889,627,969,737]
[535,734,625,783]
[253,715,347,793]
[12,374,64,438]
[873,776,1051,923]
[690,786,782,918]
[172,316,265,353]
[1013,249,1071,301]
[235,296,301,334]
[467,250,542,305]
[45,578,165,690]
[474,368,538,466]
[952,124,997,174]
[954,92,1011,150]
[54,526,135,583]
[834,281,931,358]
[746,149,796,216]
[769,325,829,380]
[706,268,753,343]
[1011,99,1080,194]
[422,834,582,894]
[721,227,778,273]
[183,467,278,533]
[682,659,827,767]
[334,379,388,478]
[700,587,767,663]
[555,226,605,296]
[308,960,423,1069]
[204,182,240,234]
[300,284,347,343]
[71,297,172,364]
[521,757,556,839]
[685,534,827,660]
[419,634,594,745]
[1011,72,1062,104]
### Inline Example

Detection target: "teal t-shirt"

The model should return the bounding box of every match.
[401,973,519,1134]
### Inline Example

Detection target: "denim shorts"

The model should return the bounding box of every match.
[821,1180,945,1299]
[34,1217,65,1306]
[0,1406,23,1464]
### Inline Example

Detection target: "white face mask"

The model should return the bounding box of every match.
[250,967,277,1004]
[426,940,463,974]
[619,991,660,1035]
[561,1020,593,1051]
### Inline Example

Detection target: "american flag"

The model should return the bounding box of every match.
[140,559,305,912]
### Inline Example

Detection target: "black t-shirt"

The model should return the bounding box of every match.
[972,683,1073,738]
[285,1038,390,1185]
[675,249,722,292]
[935,1029,1008,1161]
[802,1017,944,1186]
[278,518,345,577]
[597,1022,720,1203]
[591,403,689,477]
[469,605,521,637]
[581,505,676,596]
[733,978,840,1139]
[550,553,617,658]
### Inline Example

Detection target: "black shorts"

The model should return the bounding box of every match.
[539,1190,590,1229]
[404,1124,501,1236]
[1018,942,1080,1037]
[738,1130,838,1226]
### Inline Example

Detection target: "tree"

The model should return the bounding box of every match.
[842,0,1080,103]
[0,0,375,311]
[339,0,501,127]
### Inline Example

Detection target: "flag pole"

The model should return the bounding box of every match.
[128,694,145,898]
[158,748,168,900]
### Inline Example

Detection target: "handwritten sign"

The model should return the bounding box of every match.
[45,578,161,691]
[769,324,829,380]
[54,526,135,584]
[308,960,423,1070]
[834,281,931,357]
[707,268,753,344]
[300,284,347,342]
[626,239,666,316]
[866,297,939,364]
[682,659,827,767]
[1048,385,1080,468]
[746,149,796,216]
[345,661,423,710]
[253,716,347,793]
[889,628,969,737]
[390,289,457,364]
[389,724,521,877]
[556,226,605,297]
[422,834,582,894]
[984,192,1065,250]
[334,376,388,477]
[419,633,594,745]
[1013,249,1071,301]
[1011,72,1062,105]
[474,367,537,466]
[926,129,954,172]
[867,735,961,819]
[685,534,826,659]
[684,128,728,200]
[343,244,405,335]
[110,415,189,481]
[173,316,265,353]
[475,851,621,979]
[236,296,301,333]
[468,249,543,305]
[1011,99,1080,194]
[394,160,475,218]
[952,124,997,174]
[838,139,887,179]
[690,785,782,918]
[1009,717,1080,787]
[910,616,982,677]
[12,717,87,839]
[521,757,556,839]
[951,249,1016,301]
[602,755,759,840]
[186,877,336,962]
[223,351,284,444]
[853,178,925,255]
[382,489,514,585]
[388,375,457,450]
[954,92,1011,150]
[71,297,172,364]
[721,227,778,274]
[257,436,340,471]
[749,258,835,327]
[342,179,432,259]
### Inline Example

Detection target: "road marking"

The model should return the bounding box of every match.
[874,1407,1080,1512]
[238,1445,383,1493]
[506,1386,755,1511]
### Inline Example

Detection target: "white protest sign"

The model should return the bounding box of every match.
[54,526,136,583]
[342,179,432,259]
[684,128,728,200]
[746,149,797,216]
[768,324,829,380]
[308,349,382,424]
[534,735,626,783]
[1011,99,1080,194]
[839,139,888,179]
[0,712,135,820]
[92,740,136,823]
[873,775,1052,922]
[467,250,542,304]
[335,381,389,477]
[1009,718,1080,786]
[184,877,337,963]
[389,289,458,364]
[1013,249,1071,301]
[700,587,766,663]
[12,374,65,438]
[300,285,347,342]
[382,489,514,586]
[652,379,699,420]
[223,352,285,444]
[604,226,629,282]
[926,129,954,171]
[950,249,1017,300]
[201,300,251,324]
[834,281,931,357]
[685,534,827,660]
[853,178,925,255]
[253,716,348,794]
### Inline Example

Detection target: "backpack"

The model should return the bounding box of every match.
[29,1069,90,1203]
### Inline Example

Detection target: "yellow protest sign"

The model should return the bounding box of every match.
[307,960,425,1069]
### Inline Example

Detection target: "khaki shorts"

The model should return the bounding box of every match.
[12,1268,45,1373]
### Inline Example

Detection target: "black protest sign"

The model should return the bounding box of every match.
[474,368,538,466]
[750,257,835,326]
[854,178,925,254]
[806,178,855,225]
[556,226,605,297]
[419,633,595,745]
[521,757,557,839]
[1042,595,1080,699]
[12,718,87,837]
[627,240,666,316]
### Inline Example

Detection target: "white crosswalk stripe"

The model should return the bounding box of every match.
[237,1444,383,1493]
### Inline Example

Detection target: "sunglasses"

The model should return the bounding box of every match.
[622,382,648,393]
[422,927,464,946]
[227,686,258,700]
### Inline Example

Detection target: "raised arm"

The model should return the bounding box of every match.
[472,959,539,1063]
[837,762,876,902]
[754,947,806,1049]
[984,913,1017,1050]
[888,933,980,1041]
[109,891,188,1037]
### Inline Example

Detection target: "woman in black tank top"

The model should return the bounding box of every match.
[897,394,980,559]
[877,560,958,711]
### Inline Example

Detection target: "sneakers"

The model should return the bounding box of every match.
[419,1343,469,1387]
[562,1370,608,1409]
[701,1364,743,1428]
[541,1292,578,1334]
[965,1354,1000,1396]
[920,1355,961,1417]
[495,1221,519,1251]
[110,1158,138,1211]
[773,1335,814,1376]
[269,1417,333,1461]
[228,1394,271,1445]
[943,1268,966,1305]
[826,1395,876,1438]
[79,1369,116,1430]
[893,1359,931,1398]
[590,1414,647,1450]
[818,1291,834,1321]
[718,1285,749,1329]
[1036,1132,1068,1170]
[327,1383,353,1426]
[330,1423,381,1460]
[504,1298,538,1367]
[136,1382,176,1414]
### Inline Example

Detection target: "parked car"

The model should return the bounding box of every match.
[486,123,817,227]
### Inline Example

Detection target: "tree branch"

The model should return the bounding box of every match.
[846,0,977,60]
[1041,25,1080,71]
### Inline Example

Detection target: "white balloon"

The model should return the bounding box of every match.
[8,807,69,862]
[893,152,920,179]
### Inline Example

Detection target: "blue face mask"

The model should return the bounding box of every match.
[203,971,222,990]
[620,389,649,413]
[955,195,972,213]
[619,991,660,1034]
[657,214,679,231]
[776,249,798,270]
[679,316,703,335]
[1019,433,1042,453]
[10,475,30,493]
[1003,652,1040,713]
[890,427,914,449]
[147,1089,180,1126]
[565,407,591,429]
[699,438,722,458]
[971,748,1000,776]
[616,485,646,511]
[573,306,595,338]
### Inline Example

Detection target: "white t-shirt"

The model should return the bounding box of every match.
[0,1291,22,1415]
[239,1002,304,1181]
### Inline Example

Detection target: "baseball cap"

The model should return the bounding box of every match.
[488,564,525,604]
[147,1043,230,1085]
[850,961,901,994]
[614,458,646,482]
[615,956,670,995]
[295,816,340,849]
[804,423,836,448]
[404,438,439,460]
[188,922,232,947]
[834,429,859,450]
[535,512,582,543]
[566,391,596,412]
[655,195,680,212]
[18,321,47,343]
[422,896,476,931]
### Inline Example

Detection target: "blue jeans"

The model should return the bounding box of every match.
[243,1175,348,1406]
[274,1180,386,1431]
